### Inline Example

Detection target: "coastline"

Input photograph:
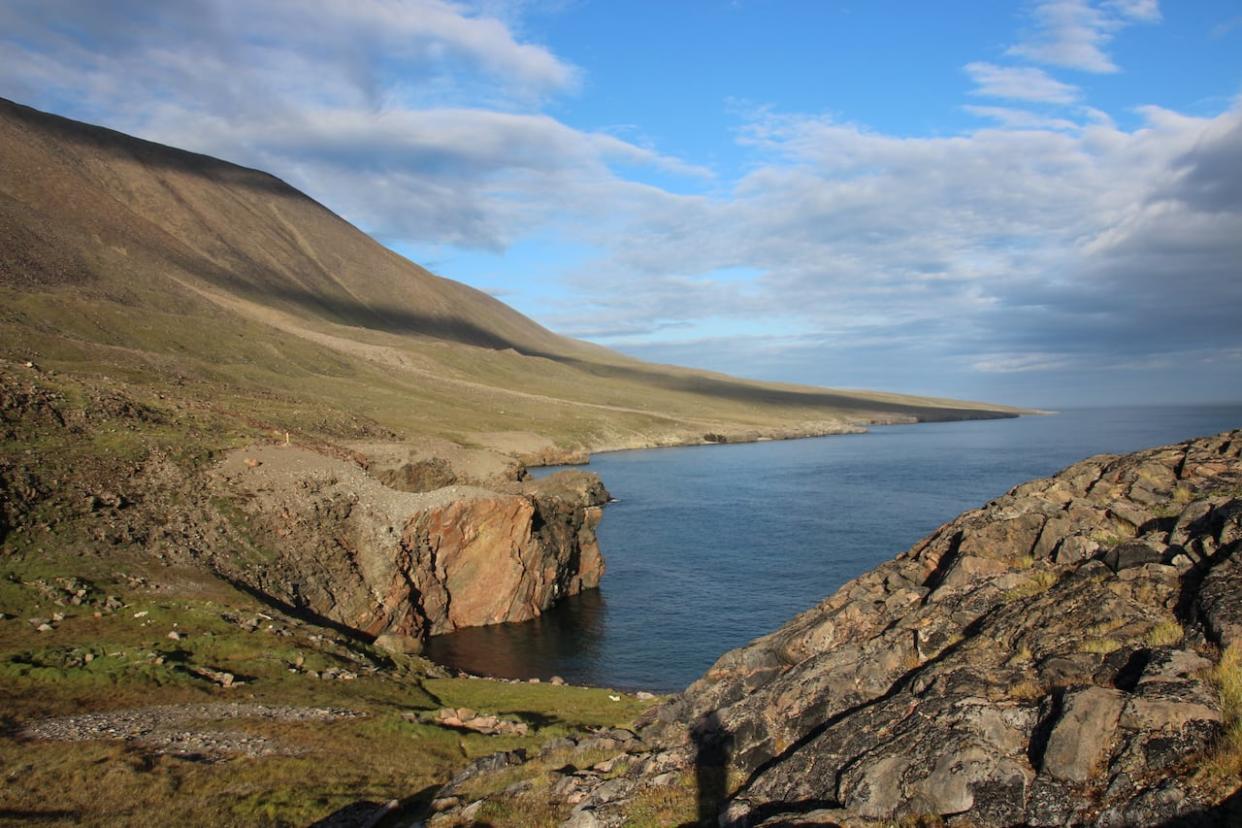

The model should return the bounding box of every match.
[527,408,1031,468]
[431,407,1242,692]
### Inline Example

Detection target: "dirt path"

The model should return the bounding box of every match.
[19,703,364,757]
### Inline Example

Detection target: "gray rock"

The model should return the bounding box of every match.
[560,809,601,828]
[1197,547,1242,647]
[1099,540,1164,572]
[1042,687,1125,783]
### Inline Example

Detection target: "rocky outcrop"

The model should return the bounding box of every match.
[212,445,607,640]
[431,430,1242,826]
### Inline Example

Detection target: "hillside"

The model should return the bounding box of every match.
[0,97,1020,462]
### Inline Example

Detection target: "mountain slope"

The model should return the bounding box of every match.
[0,97,1021,457]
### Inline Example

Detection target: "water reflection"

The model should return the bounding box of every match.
[423,588,611,686]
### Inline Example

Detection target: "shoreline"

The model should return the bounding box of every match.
[527,408,1032,469]
[430,411,1039,689]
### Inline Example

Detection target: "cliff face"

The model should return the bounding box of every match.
[427,430,1242,826]
[213,446,607,641]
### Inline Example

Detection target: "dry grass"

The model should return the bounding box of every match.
[1005,570,1058,601]
[619,772,700,827]
[1146,618,1185,647]
[1198,643,1242,788]
[1009,677,1046,701]
[1079,638,1123,655]
[1090,531,1127,548]
[1083,618,1127,637]
[1006,645,1034,667]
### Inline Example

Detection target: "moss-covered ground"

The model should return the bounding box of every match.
[0,553,658,827]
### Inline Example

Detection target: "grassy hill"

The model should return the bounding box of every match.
[0,97,1021,459]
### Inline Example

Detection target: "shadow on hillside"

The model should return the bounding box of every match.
[187,265,1016,421]
[2,101,1012,422]
[305,784,440,828]
[222,576,373,644]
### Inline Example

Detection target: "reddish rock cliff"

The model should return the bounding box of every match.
[213,446,606,640]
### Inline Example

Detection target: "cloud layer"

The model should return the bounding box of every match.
[1,0,1239,405]
[0,0,671,250]
[546,104,1242,395]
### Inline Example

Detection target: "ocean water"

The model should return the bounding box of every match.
[424,405,1242,692]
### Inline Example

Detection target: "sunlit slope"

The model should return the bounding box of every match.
[0,98,1022,451]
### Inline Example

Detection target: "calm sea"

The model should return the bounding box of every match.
[424,405,1242,692]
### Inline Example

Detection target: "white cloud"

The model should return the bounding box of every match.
[961,105,1081,131]
[964,62,1080,103]
[0,0,702,251]
[972,353,1074,373]
[1007,0,1161,73]
[549,103,1242,399]
[1105,0,1161,22]
[1213,16,1242,38]
[0,0,577,105]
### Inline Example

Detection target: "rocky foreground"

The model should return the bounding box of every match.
[428,431,1242,826]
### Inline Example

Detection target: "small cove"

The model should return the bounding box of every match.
[425,404,1242,692]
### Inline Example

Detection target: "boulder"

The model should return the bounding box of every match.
[373,633,423,656]
[1042,687,1125,783]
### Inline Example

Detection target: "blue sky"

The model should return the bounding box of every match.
[2,1,1241,408]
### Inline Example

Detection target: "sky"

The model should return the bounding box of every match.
[1,0,1241,408]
